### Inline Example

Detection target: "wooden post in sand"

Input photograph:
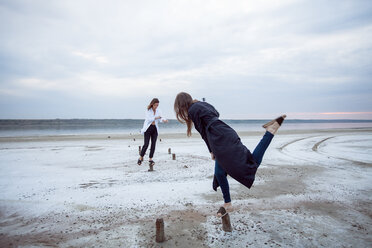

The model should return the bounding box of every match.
[168,148,171,154]
[156,218,165,242]
[172,153,176,160]
[139,146,141,155]
[218,207,232,232]
[222,213,232,232]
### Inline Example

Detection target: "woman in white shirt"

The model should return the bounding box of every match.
[138,98,168,170]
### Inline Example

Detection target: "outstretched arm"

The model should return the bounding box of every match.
[158,109,168,123]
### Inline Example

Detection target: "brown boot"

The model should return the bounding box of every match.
[263,115,286,135]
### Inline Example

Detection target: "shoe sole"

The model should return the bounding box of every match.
[217,206,234,217]
[262,115,287,128]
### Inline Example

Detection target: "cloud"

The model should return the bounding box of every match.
[11,70,193,98]
[72,51,109,64]
[0,0,371,118]
[320,112,372,115]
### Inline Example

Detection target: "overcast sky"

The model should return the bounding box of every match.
[0,0,371,119]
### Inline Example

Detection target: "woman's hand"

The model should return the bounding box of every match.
[163,119,169,123]
[211,152,215,160]
[155,116,162,120]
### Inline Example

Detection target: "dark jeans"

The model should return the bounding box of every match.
[140,125,158,158]
[214,131,274,203]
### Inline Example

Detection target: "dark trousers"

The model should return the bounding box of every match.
[140,125,158,158]
[215,131,274,203]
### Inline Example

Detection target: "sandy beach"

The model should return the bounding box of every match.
[0,128,371,247]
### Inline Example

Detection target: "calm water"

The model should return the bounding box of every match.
[1,119,372,137]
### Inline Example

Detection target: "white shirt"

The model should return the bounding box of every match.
[140,108,167,134]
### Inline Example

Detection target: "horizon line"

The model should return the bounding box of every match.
[1,118,372,121]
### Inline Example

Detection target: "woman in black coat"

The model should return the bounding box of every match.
[174,92,286,214]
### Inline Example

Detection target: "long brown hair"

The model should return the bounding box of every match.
[147,98,159,110]
[174,92,198,137]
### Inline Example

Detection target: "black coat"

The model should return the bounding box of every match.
[188,101,257,190]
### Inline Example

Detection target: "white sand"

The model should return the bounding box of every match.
[0,128,371,247]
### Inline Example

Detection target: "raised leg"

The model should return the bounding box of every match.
[252,131,274,166]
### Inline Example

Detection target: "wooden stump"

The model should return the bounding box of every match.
[168,148,171,154]
[155,218,165,243]
[172,153,176,160]
[218,207,232,232]
[222,213,232,232]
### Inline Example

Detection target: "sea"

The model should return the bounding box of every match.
[1,119,372,137]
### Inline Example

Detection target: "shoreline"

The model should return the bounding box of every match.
[1,127,372,143]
